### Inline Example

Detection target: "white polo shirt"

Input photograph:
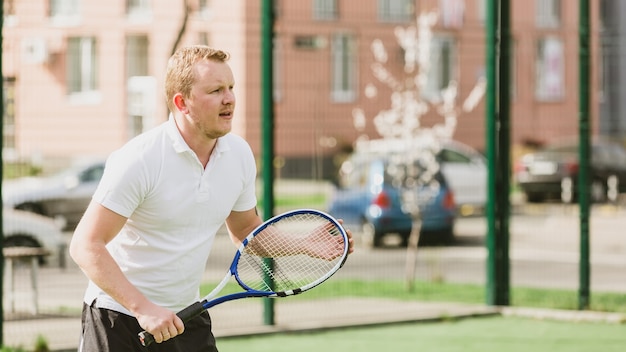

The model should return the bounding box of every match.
[84,117,257,315]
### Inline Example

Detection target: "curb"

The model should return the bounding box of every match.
[500,307,626,324]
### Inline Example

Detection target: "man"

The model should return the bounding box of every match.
[70,45,353,351]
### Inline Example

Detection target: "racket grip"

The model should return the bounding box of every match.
[138,301,207,347]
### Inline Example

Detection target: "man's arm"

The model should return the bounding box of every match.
[69,201,184,343]
[224,207,264,246]
[225,208,354,258]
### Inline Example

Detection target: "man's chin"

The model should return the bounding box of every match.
[208,127,232,139]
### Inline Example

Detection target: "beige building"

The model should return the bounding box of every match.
[2,0,602,179]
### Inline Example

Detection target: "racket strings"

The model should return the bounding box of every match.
[237,213,346,293]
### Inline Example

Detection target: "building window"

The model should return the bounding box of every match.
[49,0,80,25]
[378,0,414,23]
[273,36,283,102]
[4,0,17,26]
[3,77,16,156]
[331,33,357,103]
[198,0,211,19]
[273,0,282,20]
[127,76,157,137]
[477,0,485,25]
[510,39,517,100]
[126,0,151,18]
[536,0,560,28]
[125,35,151,136]
[423,36,456,100]
[126,35,149,77]
[313,0,338,21]
[599,0,611,31]
[67,37,98,95]
[535,37,565,101]
[198,32,210,46]
[439,0,464,28]
[599,42,607,103]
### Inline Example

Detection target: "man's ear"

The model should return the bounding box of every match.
[173,94,188,114]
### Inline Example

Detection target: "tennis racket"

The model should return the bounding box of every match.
[138,208,349,346]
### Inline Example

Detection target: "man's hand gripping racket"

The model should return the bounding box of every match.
[138,209,350,346]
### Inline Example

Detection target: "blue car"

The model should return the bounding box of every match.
[328,153,456,247]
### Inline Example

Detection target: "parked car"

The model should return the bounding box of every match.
[514,138,626,203]
[438,140,487,212]
[346,139,487,211]
[327,150,457,248]
[3,160,105,230]
[3,208,66,265]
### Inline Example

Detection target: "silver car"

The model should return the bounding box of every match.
[3,208,66,265]
[3,160,105,230]
[438,140,488,213]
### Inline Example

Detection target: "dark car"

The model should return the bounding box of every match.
[514,138,626,203]
[327,151,456,248]
[3,160,105,230]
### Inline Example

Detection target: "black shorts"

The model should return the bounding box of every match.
[79,302,218,352]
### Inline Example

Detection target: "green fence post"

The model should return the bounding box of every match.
[496,0,512,306]
[261,0,275,325]
[485,0,497,306]
[578,0,591,311]
[485,0,511,306]
[1,0,5,345]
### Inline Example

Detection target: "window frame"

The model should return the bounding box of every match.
[3,77,17,155]
[378,0,415,23]
[330,32,358,103]
[422,35,457,101]
[535,0,561,29]
[126,0,152,20]
[66,36,100,103]
[535,36,565,102]
[313,0,338,21]
[49,0,80,26]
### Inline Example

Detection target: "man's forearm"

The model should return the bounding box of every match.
[71,242,150,315]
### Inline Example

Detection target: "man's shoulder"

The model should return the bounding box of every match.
[223,132,251,149]
[119,123,169,153]
[223,132,245,143]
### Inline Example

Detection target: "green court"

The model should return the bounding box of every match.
[217,316,625,352]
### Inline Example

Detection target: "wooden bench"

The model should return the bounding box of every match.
[3,246,50,315]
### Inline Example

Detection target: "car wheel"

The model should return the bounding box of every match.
[590,179,607,203]
[399,231,411,247]
[607,175,619,203]
[525,192,545,203]
[561,177,574,203]
[4,234,40,248]
[15,202,46,216]
[441,227,455,245]
[3,234,46,265]
[361,220,383,248]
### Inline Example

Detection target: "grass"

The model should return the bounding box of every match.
[2,161,42,179]
[216,315,626,352]
[200,279,626,314]
[257,193,329,211]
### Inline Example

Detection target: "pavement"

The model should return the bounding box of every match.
[4,263,625,352]
[5,200,626,352]
[3,256,506,352]
[4,297,501,352]
[5,297,626,352]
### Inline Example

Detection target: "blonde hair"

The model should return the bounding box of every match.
[165,45,230,112]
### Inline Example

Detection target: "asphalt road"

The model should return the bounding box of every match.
[6,202,625,319]
[203,202,626,293]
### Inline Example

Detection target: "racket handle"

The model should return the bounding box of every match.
[138,301,207,347]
